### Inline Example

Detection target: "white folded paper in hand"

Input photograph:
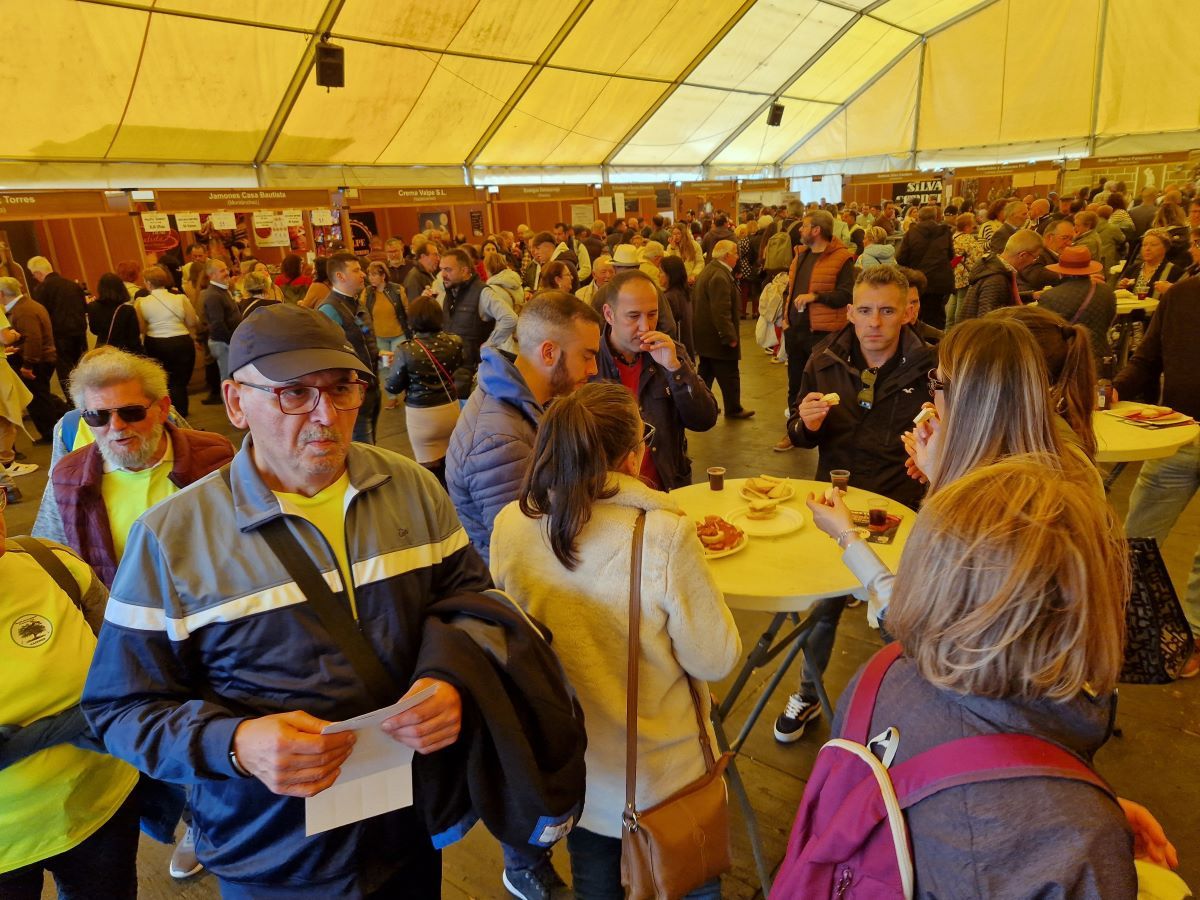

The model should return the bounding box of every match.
[305,685,438,836]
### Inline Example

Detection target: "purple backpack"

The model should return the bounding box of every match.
[770,643,1116,899]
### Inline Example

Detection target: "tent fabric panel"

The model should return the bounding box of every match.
[475,70,663,166]
[124,0,329,29]
[270,42,439,164]
[782,18,913,104]
[550,0,739,81]
[843,45,920,157]
[685,0,853,94]
[915,0,1006,150]
[995,0,1097,144]
[109,14,306,162]
[612,86,766,166]
[785,111,848,164]
[1097,0,1199,137]
[375,58,529,166]
[713,102,835,165]
[335,0,569,62]
[0,1,143,159]
[871,0,984,33]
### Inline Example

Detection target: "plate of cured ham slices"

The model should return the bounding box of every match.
[695,515,748,558]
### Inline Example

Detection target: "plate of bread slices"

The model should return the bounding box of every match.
[695,515,748,558]
[1113,406,1194,426]
[726,502,804,538]
[740,474,795,503]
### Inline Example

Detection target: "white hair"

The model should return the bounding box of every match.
[0,276,21,298]
[26,256,52,275]
[712,239,738,259]
[69,346,168,408]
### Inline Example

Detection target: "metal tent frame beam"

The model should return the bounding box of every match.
[601,0,760,167]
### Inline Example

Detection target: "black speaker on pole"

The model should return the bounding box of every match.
[767,102,784,127]
[316,41,345,89]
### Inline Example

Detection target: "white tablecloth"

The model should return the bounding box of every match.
[670,477,916,613]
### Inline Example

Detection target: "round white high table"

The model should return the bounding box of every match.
[1114,290,1159,317]
[669,476,917,896]
[1095,402,1198,491]
[669,477,916,612]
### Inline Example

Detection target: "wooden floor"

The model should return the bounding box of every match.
[11,319,1196,898]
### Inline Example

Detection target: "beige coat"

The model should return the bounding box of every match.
[490,474,741,837]
[0,311,32,436]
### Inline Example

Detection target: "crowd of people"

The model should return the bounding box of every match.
[0,177,1195,900]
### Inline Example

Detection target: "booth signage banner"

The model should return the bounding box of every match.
[683,181,736,193]
[153,189,332,212]
[174,212,201,231]
[210,211,237,230]
[847,170,928,185]
[496,184,592,201]
[140,212,171,233]
[954,163,1053,177]
[354,186,483,205]
[311,208,334,226]
[1078,152,1190,168]
[892,178,944,205]
[739,178,788,191]
[0,189,129,221]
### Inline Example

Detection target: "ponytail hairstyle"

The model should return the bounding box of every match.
[990,306,1098,458]
[518,382,642,570]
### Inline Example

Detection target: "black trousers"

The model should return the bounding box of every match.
[784,325,825,409]
[14,360,61,439]
[918,291,948,331]
[144,334,196,417]
[0,789,139,900]
[698,356,743,415]
[53,333,87,403]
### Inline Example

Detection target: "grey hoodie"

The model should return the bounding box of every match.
[483,268,523,353]
[859,242,897,269]
[833,657,1136,899]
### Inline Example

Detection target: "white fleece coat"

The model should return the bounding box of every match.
[490,475,741,838]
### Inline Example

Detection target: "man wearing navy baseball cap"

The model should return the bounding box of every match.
[83,303,492,897]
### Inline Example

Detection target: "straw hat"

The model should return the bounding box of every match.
[611,244,641,267]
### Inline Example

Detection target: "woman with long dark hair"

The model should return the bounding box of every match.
[660,254,695,359]
[88,273,143,354]
[490,382,740,900]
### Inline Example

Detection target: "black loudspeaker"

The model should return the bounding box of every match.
[767,102,784,127]
[315,42,345,89]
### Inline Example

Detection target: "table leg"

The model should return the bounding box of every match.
[1103,461,1127,493]
[717,613,789,722]
[712,721,774,896]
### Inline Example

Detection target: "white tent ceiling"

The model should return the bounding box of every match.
[2,0,1196,187]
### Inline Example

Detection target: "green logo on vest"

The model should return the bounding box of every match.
[11,614,52,648]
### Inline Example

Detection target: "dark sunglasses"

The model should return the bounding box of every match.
[927,368,948,398]
[80,404,154,428]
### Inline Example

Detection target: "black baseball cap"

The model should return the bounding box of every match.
[228,304,372,382]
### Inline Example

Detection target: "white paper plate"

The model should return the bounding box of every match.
[703,533,749,559]
[740,483,796,503]
[726,505,805,538]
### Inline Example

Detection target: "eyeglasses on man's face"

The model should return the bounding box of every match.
[236,380,367,415]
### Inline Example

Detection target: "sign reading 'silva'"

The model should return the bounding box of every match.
[893,179,943,205]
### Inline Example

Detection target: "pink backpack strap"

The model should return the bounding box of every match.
[889,733,1116,809]
[842,642,905,744]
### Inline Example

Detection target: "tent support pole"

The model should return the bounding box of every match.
[252,0,347,167]
[601,0,758,168]
[1087,0,1110,156]
[909,38,928,169]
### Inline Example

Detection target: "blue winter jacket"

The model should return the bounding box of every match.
[445,347,543,564]
[81,437,492,895]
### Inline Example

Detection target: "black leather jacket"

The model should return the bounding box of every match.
[385,330,465,407]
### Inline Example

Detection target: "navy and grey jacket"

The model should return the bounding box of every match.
[81,438,491,893]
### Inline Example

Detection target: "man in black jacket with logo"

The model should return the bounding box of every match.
[774,265,934,744]
[594,270,717,490]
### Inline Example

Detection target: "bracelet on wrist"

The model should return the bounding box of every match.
[229,746,251,778]
[835,527,860,549]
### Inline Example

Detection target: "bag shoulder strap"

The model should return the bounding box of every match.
[9,536,83,612]
[624,511,648,825]
[1070,281,1098,325]
[412,336,458,402]
[889,732,1116,810]
[841,642,904,744]
[217,466,399,708]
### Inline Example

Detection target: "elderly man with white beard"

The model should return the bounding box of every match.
[33,346,235,590]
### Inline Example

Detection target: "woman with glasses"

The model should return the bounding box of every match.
[806,315,1102,628]
[490,382,741,900]
[1119,229,1183,299]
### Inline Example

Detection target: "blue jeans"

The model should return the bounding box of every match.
[1124,437,1200,630]
[377,335,405,398]
[565,827,721,900]
[208,339,231,383]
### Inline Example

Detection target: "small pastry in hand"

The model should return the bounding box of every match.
[821,392,841,406]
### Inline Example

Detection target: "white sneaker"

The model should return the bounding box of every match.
[2,462,37,478]
[169,825,204,879]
